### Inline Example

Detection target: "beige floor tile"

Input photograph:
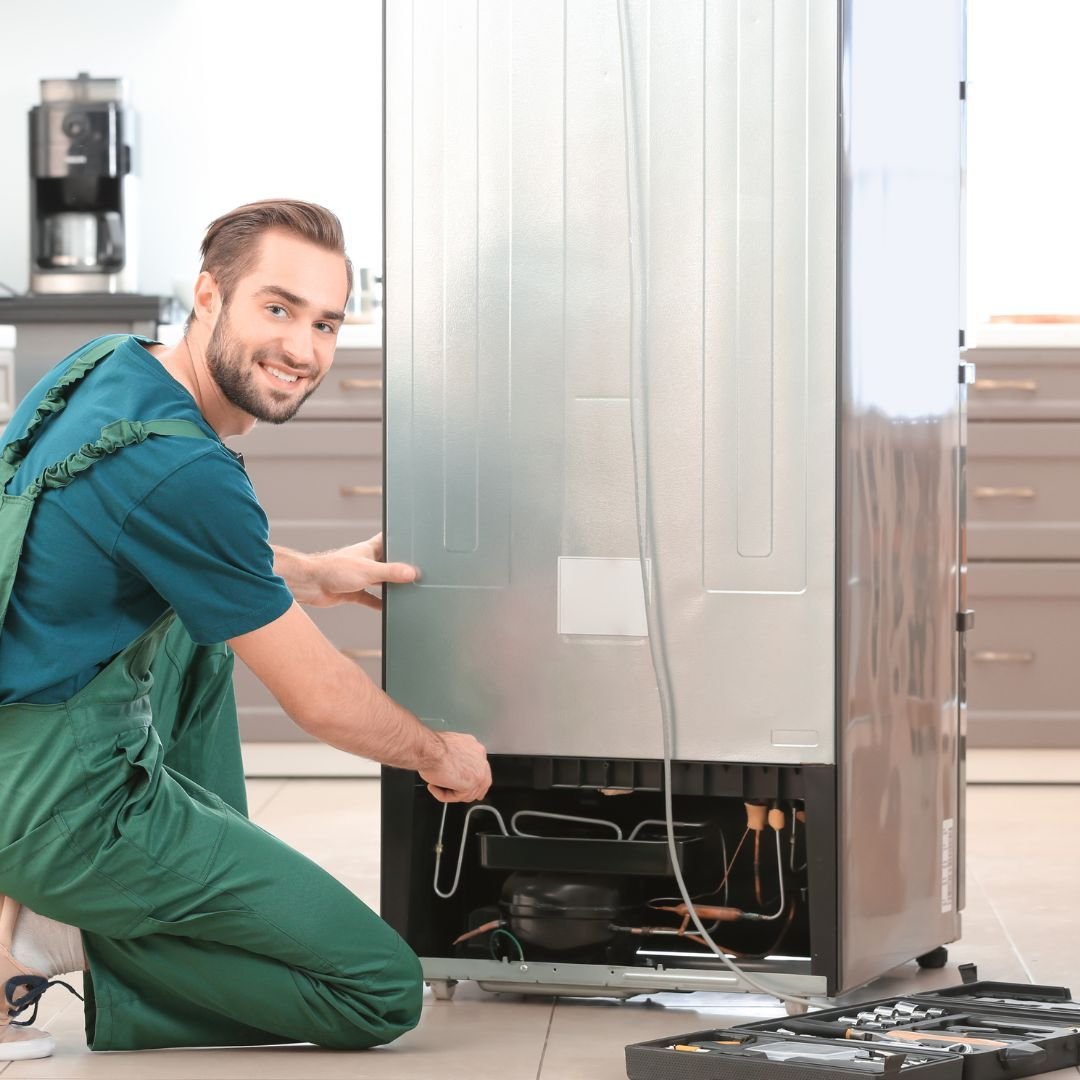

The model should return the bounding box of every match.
[965,786,1080,850]
[241,742,379,778]
[242,779,286,818]
[6,1001,553,1080]
[251,779,381,827]
[13,779,1080,1078]
[540,996,761,1080]
[251,780,381,861]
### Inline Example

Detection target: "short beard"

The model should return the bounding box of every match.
[205,308,317,424]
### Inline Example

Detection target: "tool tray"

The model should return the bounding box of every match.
[626,979,1080,1080]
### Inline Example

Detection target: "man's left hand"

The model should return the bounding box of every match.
[273,533,418,610]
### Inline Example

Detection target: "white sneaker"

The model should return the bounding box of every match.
[0,895,55,1061]
[0,1023,55,1061]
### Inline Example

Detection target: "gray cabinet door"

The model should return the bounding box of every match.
[967,561,1080,747]
[299,348,383,420]
[226,420,384,741]
[232,606,383,741]
[232,421,382,526]
[968,421,1080,559]
[967,348,1080,420]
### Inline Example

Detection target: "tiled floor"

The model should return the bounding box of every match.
[5,779,1080,1080]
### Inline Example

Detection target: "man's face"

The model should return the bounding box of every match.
[206,230,348,424]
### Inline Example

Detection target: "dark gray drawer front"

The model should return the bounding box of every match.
[966,562,1080,746]
[967,348,1080,420]
[968,422,1080,558]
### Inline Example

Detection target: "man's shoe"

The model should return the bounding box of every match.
[0,895,56,1061]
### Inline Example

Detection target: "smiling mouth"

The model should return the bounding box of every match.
[260,362,305,386]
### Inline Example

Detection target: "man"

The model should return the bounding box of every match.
[0,199,491,1060]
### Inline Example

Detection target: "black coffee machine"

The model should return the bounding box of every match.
[29,73,137,295]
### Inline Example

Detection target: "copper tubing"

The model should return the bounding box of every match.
[652,903,744,935]
[452,919,503,946]
[746,802,767,905]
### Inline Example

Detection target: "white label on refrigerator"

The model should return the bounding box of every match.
[941,817,955,914]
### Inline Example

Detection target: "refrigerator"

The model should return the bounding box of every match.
[381,0,968,1000]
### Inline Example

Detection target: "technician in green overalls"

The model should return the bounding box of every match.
[0,199,491,1061]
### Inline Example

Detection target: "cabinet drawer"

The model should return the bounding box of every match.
[301,348,383,420]
[968,422,1080,558]
[966,562,1080,744]
[233,607,383,740]
[228,421,383,524]
[967,348,1080,420]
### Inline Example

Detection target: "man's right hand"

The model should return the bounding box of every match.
[419,731,492,803]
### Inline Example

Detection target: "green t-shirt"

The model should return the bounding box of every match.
[0,336,294,705]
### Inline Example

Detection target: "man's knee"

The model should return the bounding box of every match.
[378,941,424,1039]
[327,939,424,1050]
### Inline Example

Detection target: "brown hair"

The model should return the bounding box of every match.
[193,198,353,316]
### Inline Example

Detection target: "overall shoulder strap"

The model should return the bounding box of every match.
[0,417,210,640]
[0,335,129,490]
[21,419,213,500]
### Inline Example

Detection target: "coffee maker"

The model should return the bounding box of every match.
[29,73,137,294]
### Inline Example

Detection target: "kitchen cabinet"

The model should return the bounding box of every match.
[966,346,1080,746]
[227,345,384,742]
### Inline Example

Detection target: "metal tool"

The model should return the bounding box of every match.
[742,1041,903,1073]
[968,996,1080,1013]
[946,1025,1058,1040]
[850,1029,1047,1062]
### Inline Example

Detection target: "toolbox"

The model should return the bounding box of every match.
[625,974,1080,1080]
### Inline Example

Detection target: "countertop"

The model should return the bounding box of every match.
[0,320,384,351]
[3,318,1073,352]
[971,323,1080,349]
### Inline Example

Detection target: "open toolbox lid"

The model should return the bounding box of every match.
[625,978,1080,1080]
[907,970,1080,1023]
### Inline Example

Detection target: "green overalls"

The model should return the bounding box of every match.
[0,337,422,1051]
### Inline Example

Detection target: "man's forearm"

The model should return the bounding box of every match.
[290,649,446,771]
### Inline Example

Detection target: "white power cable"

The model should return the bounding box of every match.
[615,0,817,1008]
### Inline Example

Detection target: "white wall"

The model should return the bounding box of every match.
[0,0,382,298]
[968,0,1080,323]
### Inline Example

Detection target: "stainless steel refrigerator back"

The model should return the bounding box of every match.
[383,0,966,997]
[385,1,839,766]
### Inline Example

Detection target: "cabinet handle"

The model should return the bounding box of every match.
[972,650,1035,664]
[339,485,383,497]
[340,378,383,391]
[341,647,382,661]
[972,486,1036,499]
[972,378,1038,393]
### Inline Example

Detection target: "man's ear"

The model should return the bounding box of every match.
[192,270,221,324]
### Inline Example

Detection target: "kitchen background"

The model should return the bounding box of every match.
[0,0,1077,322]
[2,0,1079,774]
[0,0,383,299]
